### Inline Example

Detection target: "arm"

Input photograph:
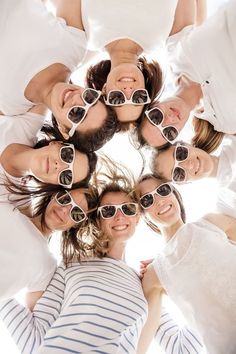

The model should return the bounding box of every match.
[137,264,164,354]
[50,0,84,30]
[204,213,236,243]
[0,265,65,354]
[170,0,207,36]
[25,291,44,311]
[155,308,204,353]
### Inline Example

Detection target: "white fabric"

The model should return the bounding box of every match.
[153,219,236,354]
[0,259,147,353]
[81,0,178,53]
[0,0,87,115]
[167,0,236,133]
[216,135,236,218]
[0,202,57,300]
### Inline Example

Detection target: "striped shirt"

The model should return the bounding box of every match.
[156,310,204,353]
[0,258,147,354]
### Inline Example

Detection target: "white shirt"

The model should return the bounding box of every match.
[0,0,87,115]
[166,0,236,133]
[81,0,178,53]
[153,219,236,354]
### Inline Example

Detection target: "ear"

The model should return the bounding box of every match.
[57,122,70,140]
[102,83,107,95]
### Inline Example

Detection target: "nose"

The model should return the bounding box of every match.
[164,109,179,125]
[181,158,194,175]
[54,159,68,172]
[114,208,124,220]
[120,86,134,100]
[71,91,83,106]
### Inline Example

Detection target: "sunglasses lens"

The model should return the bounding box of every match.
[132,89,149,104]
[60,146,74,164]
[176,146,188,161]
[100,205,116,219]
[163,126,179,142]
[83,89,99,104]
[59,170,72,186]
[157,184,172,196]
[147,108,163,125]
[173,167,186,182]
[140,194,153,209]
[121,203,137,216]
[71,206,86,223]
[56,191,71,205]
[68,106,86,124]
[108,91,125,105]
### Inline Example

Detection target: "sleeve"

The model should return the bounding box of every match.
[0,264,65,354]
[27,255,57,293]
[155,307,204,354]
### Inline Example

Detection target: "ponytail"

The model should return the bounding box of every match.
[192,117,224,153]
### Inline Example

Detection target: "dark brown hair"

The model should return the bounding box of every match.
[137,174,186,234]
[192,117,224,153]
[86,57,163,131]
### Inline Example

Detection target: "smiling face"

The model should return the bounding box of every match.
[98,191,140,244]
[45,189,88,232]
[138,177,181,227]
[153,144,216,182]
[104,63,146,122]
[30,141,89,186]
[50,83,108,138]
[141,97,190,147]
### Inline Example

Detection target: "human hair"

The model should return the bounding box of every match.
[89,156,138,257]
[41,103,118,152]
[61,186,100,267]
[137,174,186,234]
[86,57,163,132]
[191,117,224,153]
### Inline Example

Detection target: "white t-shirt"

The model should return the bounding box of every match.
[215,135,236,218]
[0,0,87,115]
[0,202,57,300]
[81,0,178,54]
[153,219,236,354]
[166,0,236,133]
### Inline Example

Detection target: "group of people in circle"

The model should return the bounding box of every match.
[0,0,236,353]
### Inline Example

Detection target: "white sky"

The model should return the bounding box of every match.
[0,1,226,353]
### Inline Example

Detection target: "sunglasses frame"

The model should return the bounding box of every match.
[140,183,173,209]
[104,89,151,107]
[145,107,179,143]
[97,202,139,219]
[67,88,102,137]
[172,144,189,183]
[58,143,75,189]
[55,190,87,224]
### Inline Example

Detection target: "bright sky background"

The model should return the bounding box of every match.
[0,1,226,353]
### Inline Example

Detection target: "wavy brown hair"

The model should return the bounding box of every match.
[137,174,186,234]
[191,117,224,153]
[86,57,163,132]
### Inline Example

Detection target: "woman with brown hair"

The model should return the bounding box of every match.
[0,183,98,304]
[83,0,197,127]
[138,0,236,150]
[138,174,236,353]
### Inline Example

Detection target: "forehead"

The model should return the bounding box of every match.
[69,190,88,210]
[139,177,163,194]
[100,191,132,205]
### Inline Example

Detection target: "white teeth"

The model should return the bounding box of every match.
[113,225,128,231]
[119,77,135,82]
[158,205,171,215]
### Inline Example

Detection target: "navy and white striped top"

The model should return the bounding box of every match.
[0,258,147,354]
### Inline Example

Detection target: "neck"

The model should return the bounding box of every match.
[2,144,35,177]
[161,219,184,242]
[30,215,51,240]
[210,155,220,177]
[107,240,127,261]
[106,39,142,69]
[176,75,202,110]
